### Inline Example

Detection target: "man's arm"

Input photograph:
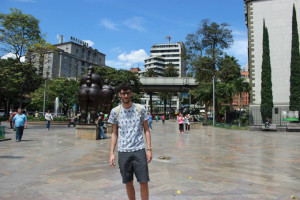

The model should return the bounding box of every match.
[143,120,152,163]
[110,124,118,167]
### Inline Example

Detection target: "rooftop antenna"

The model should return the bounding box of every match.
[166,35,171,43]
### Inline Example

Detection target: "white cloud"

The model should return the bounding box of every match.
[107,49,148,69]
[83,40,94,47]
[110,47,122,53]
[100,17,145,32]
[118,49,148,63]
[1,52,25,62]
[123,17,145,32]
[232,30,247,37]
[226,39,248,66]
[100,19,118,30]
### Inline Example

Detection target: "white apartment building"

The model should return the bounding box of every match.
[31,36,105,78]
[143,42,186,77]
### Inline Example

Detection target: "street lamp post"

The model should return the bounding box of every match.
[200,68,215,126]
[43,80,47,115]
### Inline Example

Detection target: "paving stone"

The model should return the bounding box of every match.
[0,121,299,199]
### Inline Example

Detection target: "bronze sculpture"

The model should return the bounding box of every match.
[99,79,116,114]
[78,66,102,124]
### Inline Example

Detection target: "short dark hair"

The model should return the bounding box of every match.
[118,82,132,92]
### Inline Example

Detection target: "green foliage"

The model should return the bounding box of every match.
[260,20,273,122]
[26,38,57,76]
[290,5,300,112]
[0,8,42,62]
[93,66,143,104]
[53,116,68,121]
[143,68,158,77]
[26,115,68,121]
[0,58,42,108]
[163,64,179,77]
[185,19,233,70]
[27,78,79,114]
[218,55,241,83]
[27,115,45,121]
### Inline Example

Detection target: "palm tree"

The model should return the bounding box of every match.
[163,64,179,77]
[192,82,212,123]
[235,78,251,126]
[144,68,158,77]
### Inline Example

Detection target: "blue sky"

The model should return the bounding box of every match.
[1,0,248,70]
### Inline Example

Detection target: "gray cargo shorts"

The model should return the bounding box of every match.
[118,148,150,184]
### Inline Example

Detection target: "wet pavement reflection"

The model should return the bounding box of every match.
[0,121,299,199]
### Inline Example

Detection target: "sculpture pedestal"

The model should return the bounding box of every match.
[190,122,202,129]
[106,124,113,134]
[76,125,100,140]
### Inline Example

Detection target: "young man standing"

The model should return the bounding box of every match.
[12,108,27,142]
[109,82,152,200]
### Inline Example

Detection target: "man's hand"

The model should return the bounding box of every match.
[110,154,115,167]
[24,123,27,128]
[146,150,152,163]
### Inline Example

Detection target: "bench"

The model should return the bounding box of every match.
[261,124,277,131]
[287,123,300,132]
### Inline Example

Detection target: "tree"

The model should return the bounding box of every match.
[28,78,79,115]
[0,8,42,62]
[289,4,300,112]
[94,66,144,105]
[235,78,251,126]
[0,58,42,110]
[0,58,20,115]
[163,64,179,77]
[260,20,273,122]
[26,38,57,76]
[143,68,158,77]
[185,19,233,70]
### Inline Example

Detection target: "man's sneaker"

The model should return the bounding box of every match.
[16,140,20,142]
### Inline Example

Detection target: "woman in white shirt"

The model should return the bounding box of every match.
[184,114,190,131]
[45,110,53,130]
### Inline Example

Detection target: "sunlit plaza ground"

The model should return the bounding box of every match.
[0,121,299,200]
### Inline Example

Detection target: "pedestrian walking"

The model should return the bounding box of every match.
[45,110,53,131]
[161,115,165,124]
[184,114,190,131]
[148,113,153,129]
[108,82,152,200]
[177,113,184,134]
[9,111,17,129]
[97,112,105,139]
[12,108,27,142]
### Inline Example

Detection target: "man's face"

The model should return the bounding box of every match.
[18,109,22,114]
[119,89,132,104]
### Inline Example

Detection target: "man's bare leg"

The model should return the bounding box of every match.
[140,182,149,200]
[126,180,136,200]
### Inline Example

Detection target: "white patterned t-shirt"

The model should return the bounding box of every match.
[108,103,148,152]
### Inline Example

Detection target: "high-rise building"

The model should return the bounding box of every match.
[244,0,300,125]
[30,35,105,79]
[143,42,186,77]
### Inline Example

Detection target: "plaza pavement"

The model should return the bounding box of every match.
[0,121,299,200]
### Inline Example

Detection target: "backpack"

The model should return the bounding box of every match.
[115,103,142,125]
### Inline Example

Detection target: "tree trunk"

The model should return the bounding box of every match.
[5,98,10,117]
[238,93,242,127]
[19,94,23,108]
